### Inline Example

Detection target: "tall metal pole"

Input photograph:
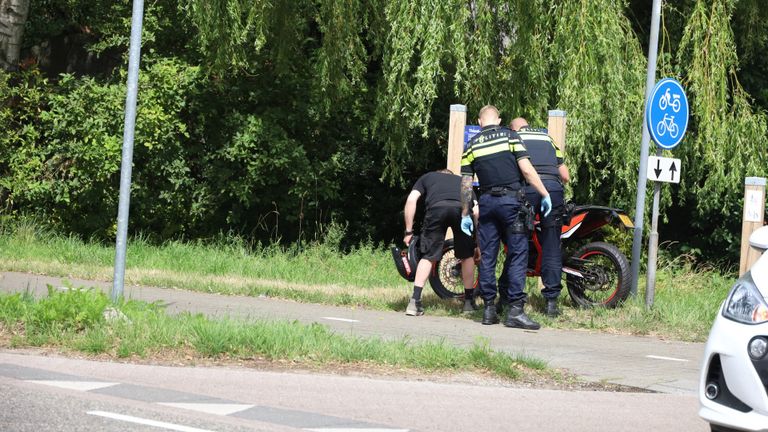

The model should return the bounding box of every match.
[630,0,662,297]
[645,148,663,308]
[111,0,145,303]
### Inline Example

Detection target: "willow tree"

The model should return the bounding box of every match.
[674,0,768,251]
[181,0,766,254]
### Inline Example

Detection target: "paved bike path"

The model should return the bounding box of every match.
[0,271,705,395]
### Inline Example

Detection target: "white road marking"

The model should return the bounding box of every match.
[158,403,254,416]
[321,317,360,323]
[26,380,119,391]
[305,429,409,432]
[87,411,217,432]
[646,355,689,362]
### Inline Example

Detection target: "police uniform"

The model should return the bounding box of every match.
[499,126,565,302]
[461,125,530,308]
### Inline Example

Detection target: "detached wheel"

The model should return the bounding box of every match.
[566,241,631,308]
[428,239,467,299]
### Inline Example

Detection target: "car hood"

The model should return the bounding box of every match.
[751,250,768,299]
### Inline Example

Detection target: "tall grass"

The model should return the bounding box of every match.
[0,219,738,341]
[0,219,408,307]
[0,288,548,380]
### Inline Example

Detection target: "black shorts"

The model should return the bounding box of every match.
[420,204,475,261]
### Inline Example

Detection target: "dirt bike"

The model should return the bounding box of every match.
[394,204,634,309]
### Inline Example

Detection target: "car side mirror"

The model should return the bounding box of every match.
[749,225,768,251]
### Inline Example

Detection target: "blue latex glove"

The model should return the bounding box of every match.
[460,215,474,236]
[541,195,552,218]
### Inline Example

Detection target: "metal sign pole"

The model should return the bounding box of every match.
[645,148,662,308]
[630,0,662,297]
[111,0,145,303]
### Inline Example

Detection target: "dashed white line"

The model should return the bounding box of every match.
[321,317,360,323]
[646,355,689,362]
[305,429,409,432]
[158,403,254,416]
[26,380,119,392]
[87,411,217,432]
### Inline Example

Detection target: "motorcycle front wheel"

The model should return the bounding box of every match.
[566,241,631,308]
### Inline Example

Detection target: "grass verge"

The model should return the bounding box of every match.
[0,287,558,384]
[0,221,737,341]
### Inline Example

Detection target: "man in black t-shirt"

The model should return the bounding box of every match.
[402,169,477,316]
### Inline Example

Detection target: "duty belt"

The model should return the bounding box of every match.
[538,174,561,182]
[479,184,521,196]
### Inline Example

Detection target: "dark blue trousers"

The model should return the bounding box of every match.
[477,193,528,304]
[525,184,565,299]
[498,181,564,301]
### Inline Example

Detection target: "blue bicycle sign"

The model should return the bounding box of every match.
[646,78,688,149]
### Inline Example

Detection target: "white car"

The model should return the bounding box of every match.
[700,226,768,432]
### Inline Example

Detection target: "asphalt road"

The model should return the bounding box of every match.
[0,352,707,432]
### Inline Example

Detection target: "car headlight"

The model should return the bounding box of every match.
[722,273,768,325]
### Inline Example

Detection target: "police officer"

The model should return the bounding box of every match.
[460,106,551,329]
[403,169,479,316]
[498,117,570,317]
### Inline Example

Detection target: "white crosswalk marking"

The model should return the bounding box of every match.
[26,380,119,391]
[158,403,255,416]
[87,411,216,432]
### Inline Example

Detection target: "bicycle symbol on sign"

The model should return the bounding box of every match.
[659,88,681,113]
[656,113,679,139]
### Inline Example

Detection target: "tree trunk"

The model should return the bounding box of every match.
[0,0,30,71]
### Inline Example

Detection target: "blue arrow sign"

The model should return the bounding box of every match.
[646,78,689,150]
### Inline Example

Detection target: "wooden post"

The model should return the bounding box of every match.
[542,110,567,290]
[447,104,467,174]
[446,105,467,240]
[547,109,567,152]
[739,177,766,276]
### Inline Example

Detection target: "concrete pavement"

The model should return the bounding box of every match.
[0,271,705,394]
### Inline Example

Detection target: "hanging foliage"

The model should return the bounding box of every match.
[675,0,768,251]
[184,0,269,73]
[547,0,647,210]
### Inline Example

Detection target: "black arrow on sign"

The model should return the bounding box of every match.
[654,158,662,178]
[669,161,677,182]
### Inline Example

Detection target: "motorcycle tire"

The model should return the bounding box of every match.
[428,239,466,299]
[566,241,631,309]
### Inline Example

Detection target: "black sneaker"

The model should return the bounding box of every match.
[462,297,479,313]
[405,298,424,316]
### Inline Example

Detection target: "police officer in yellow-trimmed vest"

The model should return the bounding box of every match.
[459,105,551,329]
[497,117,570,317]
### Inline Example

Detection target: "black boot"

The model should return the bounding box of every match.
[545,298,560,318]
[504,301,541,330]
[482,301,499,325]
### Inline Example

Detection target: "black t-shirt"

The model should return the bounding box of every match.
[412,171,469,209]
[460,125,530,188]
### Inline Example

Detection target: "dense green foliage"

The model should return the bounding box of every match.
[0,0,766,260]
